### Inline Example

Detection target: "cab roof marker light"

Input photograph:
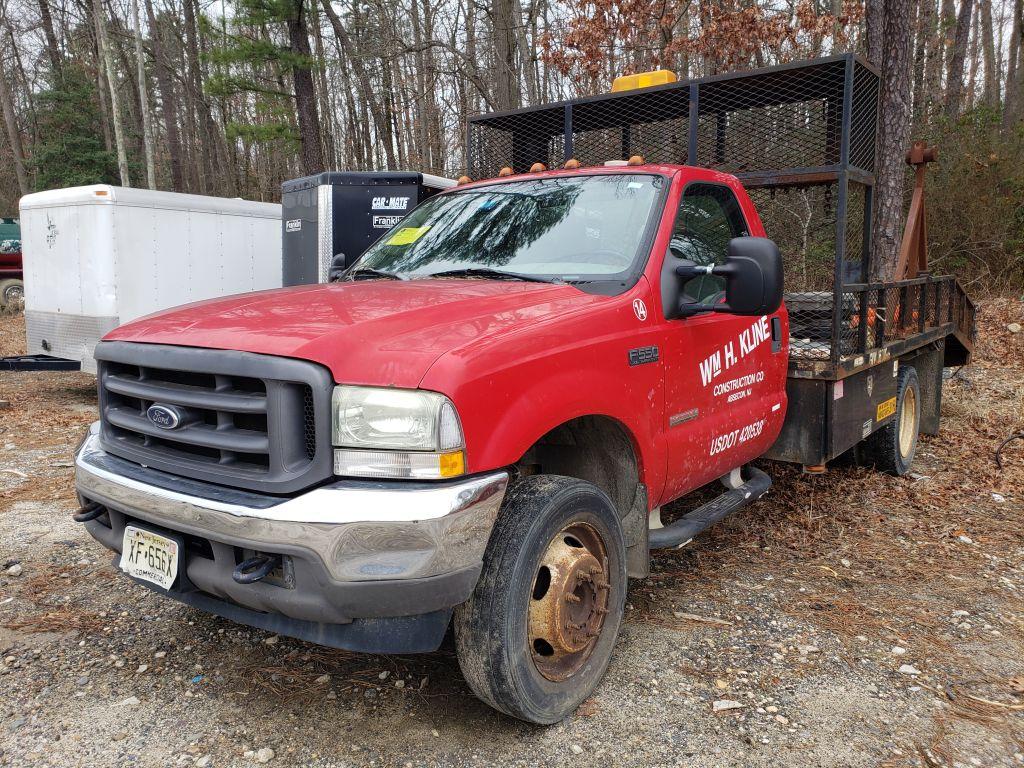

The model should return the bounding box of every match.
[627,155,645,166]
[457,175,472,185]
[498,167,514,177]
[563,159,581,169]
[529,162,547,173]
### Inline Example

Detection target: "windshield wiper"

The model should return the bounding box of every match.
[346,267,405,281]
[426,268,559,284]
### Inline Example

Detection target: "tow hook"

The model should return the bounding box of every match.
[73,502,106,523]
[232,554,280,585]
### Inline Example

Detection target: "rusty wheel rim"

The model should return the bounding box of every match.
[528,522,611,682]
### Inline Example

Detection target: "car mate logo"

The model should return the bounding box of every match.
[146,404,182,430]
[371,196,410,211]
[632,298,648,321]
[698,316,772,387]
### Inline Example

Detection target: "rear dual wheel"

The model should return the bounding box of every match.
[454,475,627,724]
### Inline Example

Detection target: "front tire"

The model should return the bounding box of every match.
[864,365,920,475]
[454,475,627,724]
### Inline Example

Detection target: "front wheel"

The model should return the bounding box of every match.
[453,475,627,724]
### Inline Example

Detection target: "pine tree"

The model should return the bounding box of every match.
[31,66,119,190]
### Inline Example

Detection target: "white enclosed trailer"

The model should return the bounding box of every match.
[18,185,282,373]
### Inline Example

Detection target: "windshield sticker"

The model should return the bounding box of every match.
[386,226,431,246]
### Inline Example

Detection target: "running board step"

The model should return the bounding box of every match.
[648,466,772,549]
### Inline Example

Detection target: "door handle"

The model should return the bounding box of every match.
[770,316,782,353]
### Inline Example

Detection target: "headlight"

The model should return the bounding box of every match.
[331,386,465,479]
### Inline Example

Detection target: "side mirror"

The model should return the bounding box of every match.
[328,253,347,282]
[675,237,783,317]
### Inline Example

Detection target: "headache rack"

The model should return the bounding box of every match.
[466,54,976,380]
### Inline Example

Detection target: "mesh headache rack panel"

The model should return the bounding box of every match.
[467,55,878,185]
[467,55,973,376]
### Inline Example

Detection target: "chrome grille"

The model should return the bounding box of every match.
[95,342,334,494]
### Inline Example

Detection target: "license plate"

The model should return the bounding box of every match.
[120,526,179,590]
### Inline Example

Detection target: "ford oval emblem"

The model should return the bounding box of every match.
[146,404,182,430]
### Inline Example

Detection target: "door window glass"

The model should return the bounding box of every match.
[669,184,749,304]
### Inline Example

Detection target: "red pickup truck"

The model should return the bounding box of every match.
[0,216,23,308]
[73,57,974,724]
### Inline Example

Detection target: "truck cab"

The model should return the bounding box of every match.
[75,162,786,723]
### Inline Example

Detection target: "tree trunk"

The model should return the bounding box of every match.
[944,0,974,118]
[490,0,521,110]
[93,0,130,186]
[0,51,28,195]
[979,0,997,107]
[286,0,324,175]
[865,0,885,65]
[912,0,930,123]
[1003,0,1024,126]
[130,0,156,188]
[182,0,213,191]
[871,0,913,281]
[37,0,62,74]
[924,0,943,118]
[145,0,184,192]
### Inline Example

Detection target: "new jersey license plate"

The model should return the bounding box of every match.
[120,526,179,590]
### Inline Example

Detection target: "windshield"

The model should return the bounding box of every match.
[352,174,664,284]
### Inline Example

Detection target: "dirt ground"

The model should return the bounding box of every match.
[0,303,1022,768]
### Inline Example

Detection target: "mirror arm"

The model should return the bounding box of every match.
[674,263,715,280]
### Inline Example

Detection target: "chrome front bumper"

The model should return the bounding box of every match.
[74,424,508,585]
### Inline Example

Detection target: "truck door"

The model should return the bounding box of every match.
[659,182,786,503]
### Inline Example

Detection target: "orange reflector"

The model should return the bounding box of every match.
[563,158,581,169]
[529,162,547,173]
[627,155,645,166]
[498,167,514,177]
[457,175,472,185]
[94,190,109,196]
[438,450,466,478]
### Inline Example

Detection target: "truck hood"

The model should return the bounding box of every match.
[104,280,603,387]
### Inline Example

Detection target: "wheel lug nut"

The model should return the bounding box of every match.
[565,593,581,603]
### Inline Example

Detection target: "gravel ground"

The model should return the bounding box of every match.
[1,304,1023,768]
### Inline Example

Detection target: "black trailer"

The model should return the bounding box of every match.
[465,54,976,471]
[281,171,455,286]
